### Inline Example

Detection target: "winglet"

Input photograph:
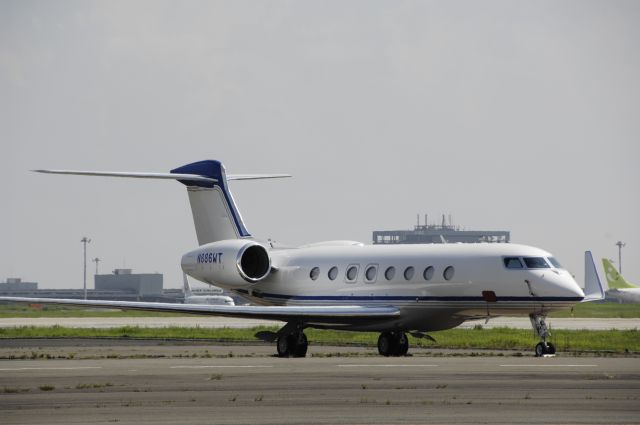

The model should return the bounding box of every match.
[583,251,605,302]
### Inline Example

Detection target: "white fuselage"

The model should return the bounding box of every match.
[606,288,640,304]
[183,242,584,332]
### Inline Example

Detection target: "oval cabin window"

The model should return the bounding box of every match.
[404,266,415,281]
[328,266,338,281]
[365,266,377,282]
[346,266,358,281]
[423,266,434,281]
[443,266,455,281]
[310,267,320,281]
[385,266,396,281]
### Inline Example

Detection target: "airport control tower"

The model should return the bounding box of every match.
[373,214,510,245]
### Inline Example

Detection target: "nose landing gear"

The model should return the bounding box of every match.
[530,314,556,357]
[377,331,409,357]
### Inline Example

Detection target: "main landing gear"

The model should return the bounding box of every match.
[530,314,556,357]
[276,331,308,358]
[255,322,309,358]
[260,323,413,358]
[377,331,409,357]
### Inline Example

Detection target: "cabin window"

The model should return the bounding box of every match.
[346,265,359,282]
[523,257,550,269]
[364,265,378,283]
[443,266,455,281]
[423,266,434,281]
[328,266,338,281]
[310,267,320,281]
[547,257,563,268]
[384,266,396,281]
[504,257,524,269]
[404,266,415,281]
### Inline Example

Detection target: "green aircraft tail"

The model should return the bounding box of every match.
[602,259,637,289]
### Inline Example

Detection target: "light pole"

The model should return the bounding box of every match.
[92,257,101,275]
[81,237,91,300]
[615,241,626,274]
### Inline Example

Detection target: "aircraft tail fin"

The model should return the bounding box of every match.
[583,251,605,302]
[602,259,637,289]
[183,273,193,298]
[35,160,290,246]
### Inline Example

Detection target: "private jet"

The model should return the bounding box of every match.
[0,160,605,357]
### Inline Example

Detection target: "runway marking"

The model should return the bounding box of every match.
[499,364,598,367]
[0,366,102,371]
[338,364,438,368]
[170,365,273,369]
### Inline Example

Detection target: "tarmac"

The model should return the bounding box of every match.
[0,339,639,425]
[1,316,638,330]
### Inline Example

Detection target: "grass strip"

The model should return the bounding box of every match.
[1,325,637,353]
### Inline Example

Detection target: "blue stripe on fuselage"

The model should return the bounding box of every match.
[252,292,583,303]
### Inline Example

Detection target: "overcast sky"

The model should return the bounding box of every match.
[1,0,638,289]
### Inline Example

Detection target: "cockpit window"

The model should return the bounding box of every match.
[547,257,563,268]
[503,257,524,269]
[523,257,550,269]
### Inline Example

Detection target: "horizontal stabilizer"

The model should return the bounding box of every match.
[227,174,292,181]
[33,169,217,184]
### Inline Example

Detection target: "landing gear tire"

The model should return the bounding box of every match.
[277,334,292,357]
[397,333,409,356]
[535,341,556,357]
[378,332,396,357]
[293,332,308,358]
[545,342,556,355]
[378,332,409,357]
[277,332,308,358]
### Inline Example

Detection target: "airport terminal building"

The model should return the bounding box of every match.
[0,270,180,302]
[94,268,163,298]
[373,215,510,245]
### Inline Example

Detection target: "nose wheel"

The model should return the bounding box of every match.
[530,314,555,357]
[377,331,409,356]
[535,341,556,357]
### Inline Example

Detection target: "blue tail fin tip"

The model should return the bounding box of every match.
[171,160,251,238]
[170,160,223,188]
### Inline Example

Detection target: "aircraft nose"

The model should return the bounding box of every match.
[560,275,585,299]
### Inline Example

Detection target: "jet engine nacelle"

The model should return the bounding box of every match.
[181,239,271,289]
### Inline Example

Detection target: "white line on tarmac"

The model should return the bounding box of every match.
[169,365,273,369]
[499,364,598,367]
[338,364,439,368]
[0,366,103,371]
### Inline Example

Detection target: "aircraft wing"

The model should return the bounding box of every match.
[0,296,399,325]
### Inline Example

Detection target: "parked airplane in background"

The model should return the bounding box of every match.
[0,160,605,357]
[602,259,640,303]
[183,273,235,306]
